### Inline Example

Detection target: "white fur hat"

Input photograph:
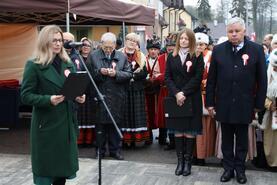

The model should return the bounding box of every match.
[271,34,277,47]
[269,48,277,67]
[217,36,228,44]
[195,32,209,45]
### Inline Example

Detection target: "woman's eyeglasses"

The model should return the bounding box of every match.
[52,39,63,44]
[83,44,91,48]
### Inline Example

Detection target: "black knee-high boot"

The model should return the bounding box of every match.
[158,128,167,145]
[53,178,66,185]
[183,138,195,176]
[175,137,184,176]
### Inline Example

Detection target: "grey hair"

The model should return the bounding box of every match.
[101,32,116,43]
[227,17,245,29]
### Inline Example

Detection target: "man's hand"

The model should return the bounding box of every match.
[100,68,109,75]
[207,107,215,118]
[107,68,116,77]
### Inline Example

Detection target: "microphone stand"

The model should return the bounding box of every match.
[72,47,123,185]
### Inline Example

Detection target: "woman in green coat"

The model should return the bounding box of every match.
[21,25,86,185]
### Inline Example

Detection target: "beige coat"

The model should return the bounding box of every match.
[264,98,277,167]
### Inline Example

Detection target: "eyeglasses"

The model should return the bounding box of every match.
[102,46,114,51]
[52,39,63,44]
[83,44,91,48]
[127,39,137,43]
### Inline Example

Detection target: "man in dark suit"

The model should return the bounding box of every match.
[206,17,267,184]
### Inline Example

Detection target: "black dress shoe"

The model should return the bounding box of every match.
[236,172,247,184]
[220,170,234,182]
[110,152,124,160]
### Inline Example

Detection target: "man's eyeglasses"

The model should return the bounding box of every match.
[52,39,63,44]
[102,46,114,51]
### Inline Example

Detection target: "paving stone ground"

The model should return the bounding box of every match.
[0,154,276,185]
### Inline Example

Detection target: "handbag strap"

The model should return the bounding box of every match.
[148,58,158,78]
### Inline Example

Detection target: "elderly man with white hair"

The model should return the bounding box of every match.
[206,17,267,184]
[87,32,132,160]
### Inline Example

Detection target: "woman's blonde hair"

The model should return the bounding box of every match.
[33,25,70,65]
[125,32,140,43]
[173,28,196,57]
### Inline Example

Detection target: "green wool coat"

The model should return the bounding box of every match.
[21,59,79,177]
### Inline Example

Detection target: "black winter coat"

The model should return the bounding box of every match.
[206,38,267,124]
[88,49,132,125]
[165,52,204,133]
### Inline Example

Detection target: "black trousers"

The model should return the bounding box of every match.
[221,123,248,173]
[96,123,121,155]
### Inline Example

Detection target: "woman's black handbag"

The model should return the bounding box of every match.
[164,96,193,129]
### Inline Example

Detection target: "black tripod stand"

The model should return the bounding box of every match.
[72,47,123,185]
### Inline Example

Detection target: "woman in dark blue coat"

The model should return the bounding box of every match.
[165,28,204,176]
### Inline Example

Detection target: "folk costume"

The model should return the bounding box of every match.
[156,35,178,146]
[195,33,216,164]
[76,40,96,147]
[261,49,277,167]
[145,37,161,143]
[120,47,150,145]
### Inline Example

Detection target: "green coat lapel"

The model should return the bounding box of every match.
[40,61,74,88]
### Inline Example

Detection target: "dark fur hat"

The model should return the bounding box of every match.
[146,35,161,50]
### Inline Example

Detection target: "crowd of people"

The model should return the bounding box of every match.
[20,16,277,185]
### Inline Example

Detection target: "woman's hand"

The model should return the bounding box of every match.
[75,94,86,104]
[133,67,141,73]
[270,102,276,111]
[51,95,65,106]
[207,107,215,118]
[175,92,186,106]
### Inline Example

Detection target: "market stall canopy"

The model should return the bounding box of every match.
[0,0,155,25]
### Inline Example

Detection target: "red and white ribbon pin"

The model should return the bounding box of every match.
[186,61,192,72]
[112,61,116,70]
[242,54,249,66]
[64,69,71,77]
[75,59,80,70]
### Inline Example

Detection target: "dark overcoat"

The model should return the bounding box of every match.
[88,49,132,125]
[165,52,204,133]
[206,38,267,124]
[21,59,79,177]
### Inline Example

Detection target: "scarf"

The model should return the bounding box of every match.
[178,48,189,65]
[122,48,144,68]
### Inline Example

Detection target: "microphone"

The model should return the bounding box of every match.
[63,41,84,49]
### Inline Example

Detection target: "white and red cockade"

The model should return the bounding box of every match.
[186,61,192,72]
[131,61,136,69]
[242,54,249,66]
[64,69,71,77]
[112,61,117,70]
